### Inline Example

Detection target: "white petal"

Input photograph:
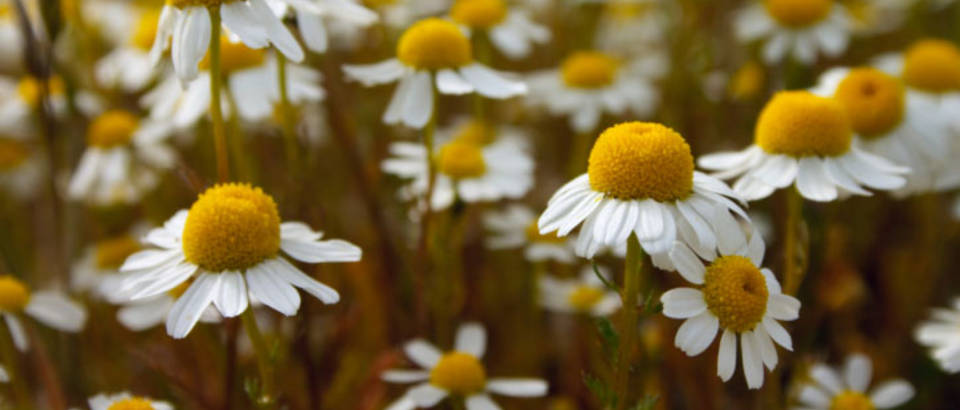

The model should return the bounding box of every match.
[485,379,548,397]
[459,64,526,99]
[4,314,27,351]
[767,294,801,321]
[675,312,719,356]
[24,291,87,332]
[405,339,442,368]
[436,69,474,95]
[740,331,764,389]
[717,329,737,381]
[382,370,430,383]
[213,271,248,317]
[660,288,707,319]
[810,364,843,394]
[669,242,706,285]
[172,7,211,83]
[280,237,362,263]
[245,264,300,316]
[165,274,221,339]
[762,316,793,351]
[843,354,872,393]
[796,157,837,202]
[268,258,339,304]
[869,380,914,408]
[402,71,433,128]
[407,383,448,406]
[466,394,501,410]
[454,323,486,358]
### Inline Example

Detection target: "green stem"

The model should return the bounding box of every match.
[415,89,439,331]
[241,309,275,407]
[614,234,644,410]
[276,53,300,174]
[208,7,229,183]
[0,317,31,409]
[782,187,805,295]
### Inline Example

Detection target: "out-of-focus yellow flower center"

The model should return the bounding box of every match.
[181,183,281,272]
[765,0,832,27]
[587,122,694,202]
[755,91,852,157]
[0,276,30,312]
[606,3,654,21]
[169,0,234,8]
[199,36,266,74]
[87,110,139,149]
[729,61,765,100]
[567,285,604,311]
[0,138,29,171]
[17,76,65,107]
[95,235,142,270]
[561,51,620,89]
[702,255,768,333]
[429,352,487,395]
[833,68,905,138]
[453,120,497,146]
[397,18,473,70]
[130,9,161,51]
[829,391,874,410]
[437,141,486,179]
[902,39,960,93]
[451,0,507,29]
[107,398,155,410]
[525,221,566,244]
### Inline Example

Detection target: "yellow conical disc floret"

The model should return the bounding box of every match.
[755,91,852,157]
[130,9,161,51]
[107,398,155,410]
[451,0,507,29]
[200,36,266,74]
[567,285,604,311]
[169,0,228,8]
[562,51,620,89]
[397,18,473,70]
[0,138,29,171]
[430,352,487,395]
[702,256,768,333]
[0,276,30,312]
[437,141,487,179]
[181,183,281,272]
[95,235,142,270]
[830,391,875,410]
[587,122,694,202]
[729,61,765,100]
[17,76,65,107]
[87,110,139,149]
[765,0,833,27]
[833,68,905,139]
[453,120,497,146]
[902,39,960,93]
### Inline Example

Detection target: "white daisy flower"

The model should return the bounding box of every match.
[594,1,669,57]
[94,5,163,91]
[342,18,526,129]
[791,353,914,410]
[483,204,576,263]
[526,50,664,133]
[363,0,449,29]
[0,276,87,352]
[537,122,749,268]
[266,0,378,54]
[117,183,362,339]
[915,297,960,373]
[150,0,304,83]
[0,134,44,200]
[71,229,147,297]
[539,266,621,316]
[67,110,177,206]
[699,91,908,202]
[735,0,851,65]
[659,233,800,389]
[382,323,548,409]
[448,0,550,60]
[382,120,534,211]
[0,76,99,136]
[88,392,173,410]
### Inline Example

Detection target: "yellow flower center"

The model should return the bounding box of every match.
[17,76,65,107]
[524,221,567,244]
[169,0,233,8]
[567,285,605,312]
[606,3,654,21]
[429,352,487,395]
[87,110,139,149]
[107,398,155,410]
[702,255,768,333]
[0,138,29,171]
[199,36,266,74]
[0,276,30,312]
[755,91,852,157]
[729,61,765,100]
[436,141,487,179]
[901,39,960,93]
[450,0,507,29]
[181,183,281,272]
[829,391,875,410]
[95,235,142,270]
[397,18,472,70]
[833,68,905,139]
[453,120,497,146]
[587,122,694,201]
[130,9,161,51]
[765,0,832,27]
[561,51,620,89]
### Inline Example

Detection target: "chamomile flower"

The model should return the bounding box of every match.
[0,276,87,351]
[150,0,303,83]
[791,353,914,410]
[699,91,908,202]
[67,110,176,206]
[483,204,576,263]
[94,6,163,91]
[526,51,664,133]
[448,0,550,60]
[659,234,800,389]
[539,266,620,316]
[914,297,960,373]
[382,120,534,210]
[594,1,669,56]
[89,392,172,410]
[735,0,851,65]
[0,134,44,200]
[342,18,526,129]
[117,183,362,339]
[72,230,146,297]
[382,323,548,409]
[0,76,99,135]
[363,0,449,29]
[537,122,749,264]
[266,0,378,54]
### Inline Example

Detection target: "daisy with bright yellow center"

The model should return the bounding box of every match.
[483,204,576,263]
[448,0,550,60]
[67,109,177,206]
[699,91,908,202]
[71,229,144,297]
[791,354,914,410]
[526,50,664,133]
[94,6,163,91]
[382,323,548,409]
[540,266,621,316]
[0,275,87,352]
[89,392,172,410]
[117,183,362,339]
[0,135,43,200]
[735,0,851,65]
[914,297,960,374]
[342,18,526,129]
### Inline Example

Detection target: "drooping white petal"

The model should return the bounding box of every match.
[24,291,87,332]
[166,273,221,339]
[245,264,300,316]
[213,271,248,318]
[267,258,339,304]
[717,329,737,381]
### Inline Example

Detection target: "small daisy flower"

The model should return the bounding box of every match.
[914,297,960,373]
[699,91,908,202]
[89,392,173,410]
[118,183,362,339]
[266,0,378,54]
[659,235,800,389]
[95,7,163,91]
[537,122,749,264]
[448,0,550,60]
[382,120,534,210]
[0,134,44,200]
[151,0,304,83]
[539,266,621,316]
[363,0,449,29]
[342,18,526,129]
[0,276,87,352]
[0,76,99,134]
[526,50,664,133]
[72,231,145,297]
[792,353,914,410]
[735,0,851,65]
[483,204,576,263]
[594,1,669,57]
[67,110,176,206]
[382,323,548,409]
